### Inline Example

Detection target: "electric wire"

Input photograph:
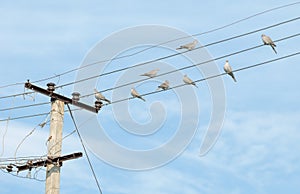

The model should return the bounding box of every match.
[0,39,299,122]
[27,2,300,85]
[0,108,81,122]
[0,112,50,122]
[49,114,95,156]
[0,167,45,182]
[120,2,300,57]
[80,32,300,99]
[0,102,51,112]
[0,118,9,157]
[104,51,300,105]
[66,104,103,194]
[0,32,299,121]
[0,91,35,100]
[0,155,47,182]
[0,52,298,187]
[0,2,299,90]
[0,2,299,188]
[56,16,300,89]
[0,155,46,162]
[14,113,51,163]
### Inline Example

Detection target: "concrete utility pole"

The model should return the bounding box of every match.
[23,81,102,194]
[46,99,64,194]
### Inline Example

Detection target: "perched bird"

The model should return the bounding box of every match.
[131,88,145,102]
[94,89,111,103]
[176,40,198,51]
[261,34,277,54]
[183,75,198,88]
[157,80,170,91]
[223,60,237,82]
[140,69,159,78]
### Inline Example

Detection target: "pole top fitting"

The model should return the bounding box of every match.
[72,92,81,102]
[95,100,103,113]
[47,83,56,93]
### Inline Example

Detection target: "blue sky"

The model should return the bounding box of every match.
[0,1,300,193]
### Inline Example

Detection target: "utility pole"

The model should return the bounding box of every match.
[23,81,102,194]
[45,99,64,194]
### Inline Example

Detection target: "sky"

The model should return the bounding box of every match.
[0,1,300,193]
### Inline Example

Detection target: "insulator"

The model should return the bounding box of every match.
[95,100,103,112]
[72,92,81,102]
[47,82,56,93]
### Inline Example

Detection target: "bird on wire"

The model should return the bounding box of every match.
[140,69,159,78]
[223,60,237,82]
[176,40,198,51]
[261,34,277,54]
[183,74,198,88]
[157,80,170,91]
[94,89,111,104]
[131,87,146,102]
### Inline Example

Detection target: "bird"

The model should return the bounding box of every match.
[140,69,159,78]
[131,88,145,101]
[183,75,198,88]
[157,80,170,91]
[261,34,277,54]
[94,89,111,103]
[176,40,198,51]
[223,60,237,82]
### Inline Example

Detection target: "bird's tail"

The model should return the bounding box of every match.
[229,73,237,82]
[139,96,146,102]
[176,47,182,50]
[232,76,237,82]
[271,45,277,54]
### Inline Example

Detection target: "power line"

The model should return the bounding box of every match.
[0,118,9,157]
[0,91,35,100]
[0,108,81,122]
[3,16,297,101]
[0,2,299,90]
[66,104,103,194]
[1,38,298,118]
[0,82,24,90]
[32,3,300,86]
[78,32,300,99]
[0,40,300,122]
[0,112,50,122]
[0,102,51,112]
[104,51,300,105]
[50,115,95,156]
[0,165,46,182]
[0,155,46,162]
[122,2,300,57]
[14,114,50,163]
[0,155,47,182]
[56,17,300,89]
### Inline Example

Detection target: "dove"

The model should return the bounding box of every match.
[94,89,111,103]
[140,69,159,78]
[223,60,237,82]
[131,88,145,102]
[157,80,170,91]
[183,75,198,88]
[176,40,198,51]
[261,34,277,54]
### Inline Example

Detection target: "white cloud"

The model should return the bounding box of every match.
[190,110,300,192]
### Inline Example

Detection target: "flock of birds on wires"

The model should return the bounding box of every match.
[94,34,277,103]
[0,2,298,184]
[0,32,280,183]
